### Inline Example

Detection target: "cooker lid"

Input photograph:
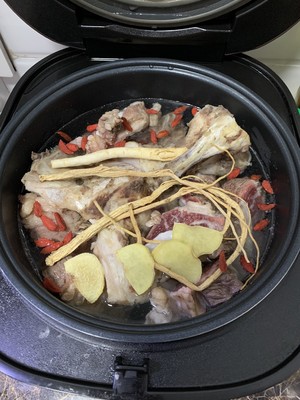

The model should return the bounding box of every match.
[4,0,300,59]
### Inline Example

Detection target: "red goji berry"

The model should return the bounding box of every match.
[81,135,88,151]
[40,241,62,254]
[150,129,158,144]
[57,131,72,142]
[33,200,43,217]
[114,140,126,147]
[227,167,241,180]
[146,108,159,115]
[240,255,255,273]
[54,212,67,231]
[171,114,183,128]
[62,231,73,245]
[66,143,79,152]
[250,174,262,181]
[42,277,61,293]
[122,117,133,132]
[58,139,74,155]
[257,203,276,211]
[218,250,227,272]
[262,180,274,194]
[35,237,56,248]
[40,215,58,231]
[191,107,199,116]
[253,218,270,231]
[156,130,170,139]
[173,105,188,114]
[86,123,98,132]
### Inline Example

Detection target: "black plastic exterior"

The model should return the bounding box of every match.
[3,0,300,59]
[1,49,300,140]
[113,357,149,398]
[2,57,300,341]
[2,252,300,400]
[0,56,300,399]
[1,0,300,397]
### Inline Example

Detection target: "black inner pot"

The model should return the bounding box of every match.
[0,59,299,344]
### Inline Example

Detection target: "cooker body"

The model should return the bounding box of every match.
[0,59,300,345]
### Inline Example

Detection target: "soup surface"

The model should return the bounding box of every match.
[19,99,275,324]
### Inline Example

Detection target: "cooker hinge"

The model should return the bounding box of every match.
[113,356,150,400]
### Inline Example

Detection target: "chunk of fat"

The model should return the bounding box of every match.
[179,197,216,216]
[19,192,37,218]
[92,226,148,305]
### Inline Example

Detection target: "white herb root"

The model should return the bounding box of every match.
[43,145,259,292]
[51,146,188,169]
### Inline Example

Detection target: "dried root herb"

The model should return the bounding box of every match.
[43,153,260,291]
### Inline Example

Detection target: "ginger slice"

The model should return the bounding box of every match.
[172,223,223,257]
[64,253,105,303]
[117,243,155,295]
[152,240,202,284]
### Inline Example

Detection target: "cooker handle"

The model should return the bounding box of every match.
[113,356,149,399]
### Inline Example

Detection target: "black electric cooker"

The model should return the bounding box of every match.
[1,1,300,399]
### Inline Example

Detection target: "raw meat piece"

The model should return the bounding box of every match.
[43,258,85,304]
[120,101,150,134]
[146,285,206,324]
[147,202,225,240]
[146,269,242,324]
[222,177,264,219]
[199,268,243,307]
[191,151,251,176]
[97,108,122,134]
[19,193,84,241]
[22,147,157,220]
[169,105,251,176]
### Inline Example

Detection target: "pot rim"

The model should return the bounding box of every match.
[68,0,252,27]
[0,58,300,343]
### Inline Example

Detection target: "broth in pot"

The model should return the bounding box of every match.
[19,98,275,325]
